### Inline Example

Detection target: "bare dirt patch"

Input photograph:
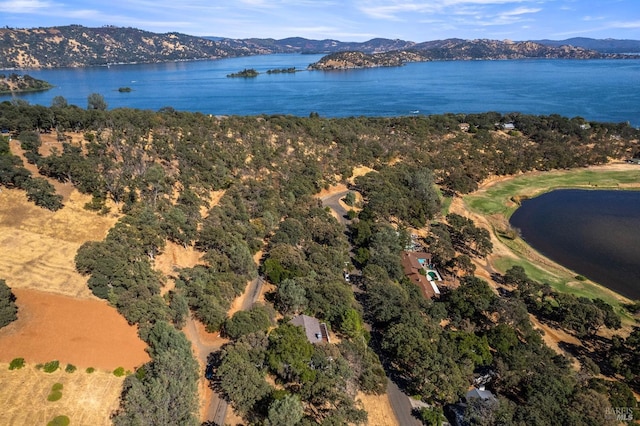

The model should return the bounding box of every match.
[155,241,204,295]
[0,288,149,371]
[0,364,124,426]
[357,392,399,426]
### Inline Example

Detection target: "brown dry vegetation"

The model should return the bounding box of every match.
[0,188,119,298]
[357,392,399,426]
[155,241,204,295]
[0,364,124,426]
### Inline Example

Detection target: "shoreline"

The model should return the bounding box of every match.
[456,162,640,312]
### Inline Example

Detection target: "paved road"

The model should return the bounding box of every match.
[201,275,264,425]
[320,190,350,226]
[387,379,422,426]
[320,190,420,426]
[240,276,264,311]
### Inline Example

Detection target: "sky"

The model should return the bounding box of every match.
[1,0,639,42]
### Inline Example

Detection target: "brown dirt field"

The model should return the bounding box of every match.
[0,364,124,426]
[0,188,119,299]
[0,288,150,371]
[357,392,399,426]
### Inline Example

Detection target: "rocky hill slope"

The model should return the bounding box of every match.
[0,26,634,69]
[309,39,624,70]
[0,25,246,68]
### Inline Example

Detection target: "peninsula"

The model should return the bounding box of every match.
[0,73,52,94]
[308,39,629,70]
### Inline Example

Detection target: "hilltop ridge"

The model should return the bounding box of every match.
[0,25,637,69]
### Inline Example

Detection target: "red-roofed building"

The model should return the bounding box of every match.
[401,251,440,299]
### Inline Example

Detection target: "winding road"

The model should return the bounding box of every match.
[184,274,265,425]
[320,189,421,426]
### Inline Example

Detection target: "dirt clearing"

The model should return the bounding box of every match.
[357,392,399,426]
[0,288,149,371]
[0,363,124,426]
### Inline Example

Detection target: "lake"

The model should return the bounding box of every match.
[2,54,640,127]
[509,189,640,300]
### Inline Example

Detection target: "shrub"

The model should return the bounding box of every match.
[65,364,76,373]
[343,191,356,206]
[113,367,125,377]
[47,383,64,401]
[47,415,70,426]
[43,360,60,373]
[575,275,587,281]
[9,357,25,370]
[86,367,95,373]
[47,391,62,402]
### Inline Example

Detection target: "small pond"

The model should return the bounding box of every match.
[509,189,640,300]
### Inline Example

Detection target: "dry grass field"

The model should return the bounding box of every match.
[0,188,119,299]
[0,136,145,426]
[0,364,125,426]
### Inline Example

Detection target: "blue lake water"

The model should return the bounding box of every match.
[509,189,640,300]
[2,55,640,126]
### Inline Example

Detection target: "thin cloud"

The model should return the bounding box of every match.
[0,0,54,13]
[501,7,541,17]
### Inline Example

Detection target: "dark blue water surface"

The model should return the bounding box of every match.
[509,189,640,299]
[2,55,640,126]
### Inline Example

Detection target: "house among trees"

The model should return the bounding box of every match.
[465,385,497,403]
[290,314,330,344]
[401,251,441,299]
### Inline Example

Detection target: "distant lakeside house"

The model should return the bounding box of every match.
[290,314,330,344]
[401,251,441,299]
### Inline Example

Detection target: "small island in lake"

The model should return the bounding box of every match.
[0,73,53,94]
[118,87,132,92]
[266,67,296,74]
[227,68,259,78]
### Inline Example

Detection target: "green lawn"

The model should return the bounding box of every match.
[465,168,640,218]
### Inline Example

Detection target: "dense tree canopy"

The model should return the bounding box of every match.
[0,279,18,328]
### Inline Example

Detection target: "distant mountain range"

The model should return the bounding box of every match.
[0,25,637,69]
[532,37,640,54]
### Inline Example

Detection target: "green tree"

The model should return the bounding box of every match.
[51,96,68,108]
[276,278,308,315]
[217,343,272,416]
[266,394,304,426]
[267,323,315,383]
[23,177,63,211]
[339,308,365,338]
[224,305,273,340]
[113,322,199,426]
[0,279,18,328]
[87,93,107,111]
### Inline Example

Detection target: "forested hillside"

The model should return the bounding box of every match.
[1,101,639,424]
